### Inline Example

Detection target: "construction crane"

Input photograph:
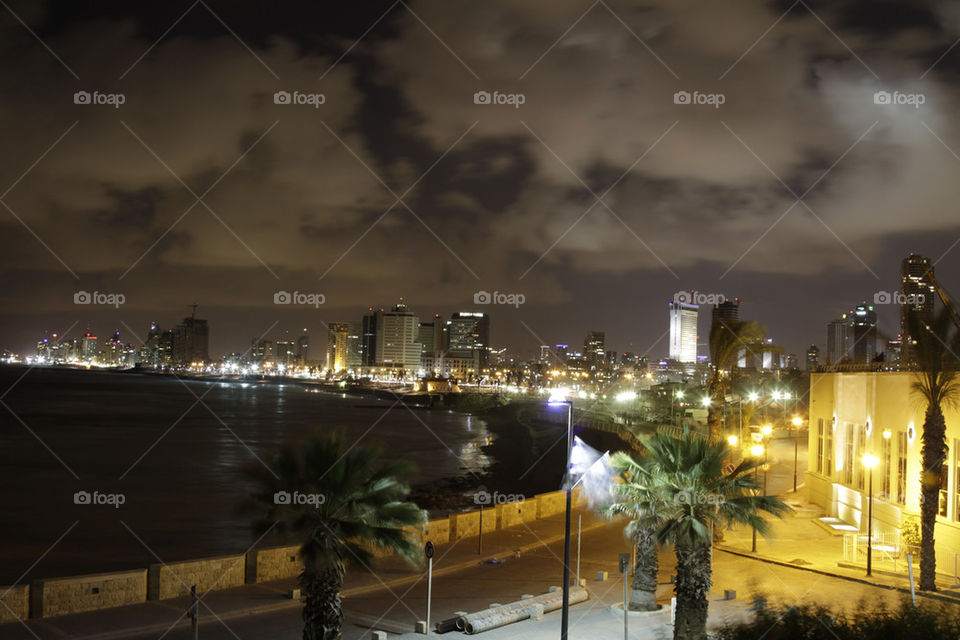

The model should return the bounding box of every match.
[924,266,960,332]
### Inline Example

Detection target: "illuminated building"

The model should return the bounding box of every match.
[668,301,698,363]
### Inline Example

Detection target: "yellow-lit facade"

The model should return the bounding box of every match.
[807,371,960,570]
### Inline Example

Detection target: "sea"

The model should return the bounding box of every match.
[0,366,491,584]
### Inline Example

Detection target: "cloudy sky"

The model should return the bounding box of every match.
[2,0,960,359]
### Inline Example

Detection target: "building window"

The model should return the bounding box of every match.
[940,443,950,518]
[843,423,855,486]
[896,431,907,505]
[881,434,891,499]
[825,421,833,479]
[816,418,825,474]
[855,424,866,490]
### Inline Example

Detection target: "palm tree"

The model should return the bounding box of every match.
[603,453,660,611]
[246,434,426,639]
[707,319,767,441]
[609,430,788,640]
[909,309,960,591]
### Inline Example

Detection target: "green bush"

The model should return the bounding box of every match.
[715,599,960,640]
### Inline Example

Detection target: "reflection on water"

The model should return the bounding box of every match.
[0,367,491,583]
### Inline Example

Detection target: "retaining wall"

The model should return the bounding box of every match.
[30,569,146,618]
[148,554,246,601]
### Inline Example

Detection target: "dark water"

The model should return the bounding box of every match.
[0,366,490,584]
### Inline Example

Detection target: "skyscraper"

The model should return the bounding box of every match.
[417,314,443,359]
[806,344,820,371]
[375,302,421,371]
[826,317,849,365]
[583,331,605,364]
[900,253,935,363]
[172,315,209,366]
[327,323,351,371]
[669,301,699,363]
[711,298,740,329]
[360,310,379,366]
[445,312,490,368]
[848,302,877,364]
[296,331,310,365]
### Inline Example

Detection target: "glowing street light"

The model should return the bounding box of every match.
[748,392,759,402]
[882,429,892,440]
[761,424,773,437]
[863,453,879,576]
[727,435,739,446]
[792,416,803,427]
[701,396,711,408]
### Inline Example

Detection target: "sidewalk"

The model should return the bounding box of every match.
[715,493,960,607]
[0,508,607,639]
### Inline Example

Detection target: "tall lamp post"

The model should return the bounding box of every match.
[548,391,574,640]
[750,444,765,552]
[863,453,879,576]
[791,415,803,493]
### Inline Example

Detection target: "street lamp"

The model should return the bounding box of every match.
[863,453,879,577]
[750,444,765,552]
[548,390,574,640]
[727,435,738,446]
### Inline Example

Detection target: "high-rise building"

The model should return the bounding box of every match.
[375,303,421,371]
[669,301,699,363]
[826,317,849,365]
[539,345,552,363]
[417,314,443,359]
[848,302,877,364]
[172,315,209,366]
[275,336,297,368]
[554,344,569,363]
[711,298,740,329]
[445,312,490,367]
[360,309,379,366]
[583,331,605,364]
[900,253,935,363]
[296,331,309,365]
[806,344,820,371]
[346,322,362,369]
[327,323,352,372]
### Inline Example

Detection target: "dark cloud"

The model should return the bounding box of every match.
[2,0,960,359]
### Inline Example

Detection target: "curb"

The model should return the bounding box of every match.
[715,546,960,607]
[63,518,610,640]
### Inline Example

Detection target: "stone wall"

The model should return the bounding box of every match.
[248,545,302,583]
[31,569,146,618]
[148,554,246,601]
[0,584,28,623]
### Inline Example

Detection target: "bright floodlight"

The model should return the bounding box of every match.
[748,392,759,402]
[701,397,711,407]
[783,392,792,400]
[676,390,685,399]
[727,435,738,446]
[792,416,803,427]
[772,391,782,400]
[615,390,637,402]
[863,453,879,469]
[761,424,773,436]
[882,429,892,440]
[548,388,569,404]
[750,445,764,457]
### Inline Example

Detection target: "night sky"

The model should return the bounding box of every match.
[2,0,960,360]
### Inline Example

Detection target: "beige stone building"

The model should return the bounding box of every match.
[807,370,960,574]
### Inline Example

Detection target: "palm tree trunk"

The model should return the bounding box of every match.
[919,403,946,591]
[629,528,659,611]
[673,541,711,640]
[707,379,724,442]
[301,563,345,640]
